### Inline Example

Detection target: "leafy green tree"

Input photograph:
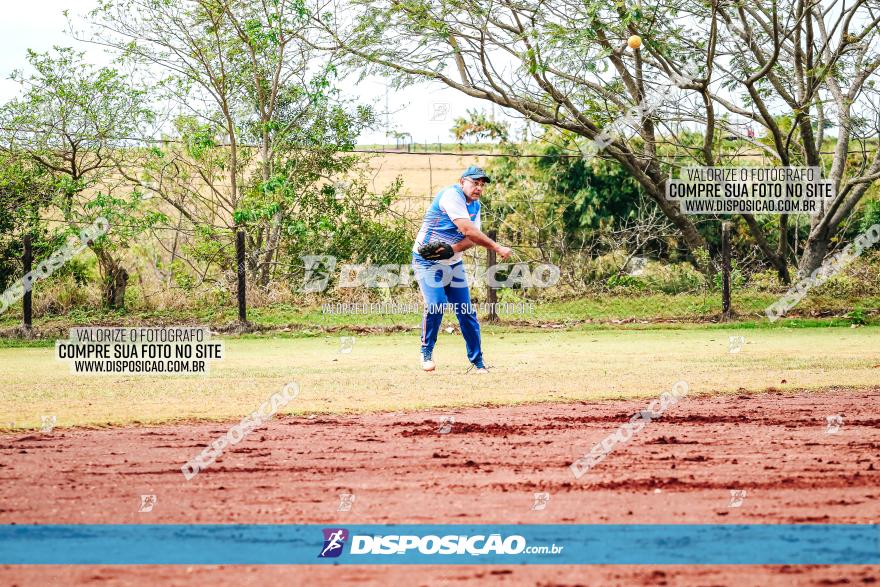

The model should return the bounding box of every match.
[87,0,382,307]
[280,174,412,281]
[535,142,641,233]
[315,0,880,282]
[0,47,156,308]
[483,133,644,261]
[0,153,52,294]
[450,109,509,144]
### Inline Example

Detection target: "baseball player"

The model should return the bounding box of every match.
[413,165,512,373]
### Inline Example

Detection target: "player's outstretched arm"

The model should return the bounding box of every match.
[452,218,512,259]
[452,238,475,253]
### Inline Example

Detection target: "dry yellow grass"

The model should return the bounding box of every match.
[363,152,491,217]
[1,326,878,429]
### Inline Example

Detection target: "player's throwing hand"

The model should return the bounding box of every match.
[495,245,512,260]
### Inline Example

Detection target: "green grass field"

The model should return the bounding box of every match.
[1,325,877,430]
[2,291,876,336]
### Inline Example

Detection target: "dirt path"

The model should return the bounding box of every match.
[1,388,878,585]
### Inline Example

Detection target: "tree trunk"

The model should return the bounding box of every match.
[742,214,791,284]
[93,247,129,309]
[258,210,283,287]
[798,233,831,278]
[777,214,789,260]
[257,130,277,288]
[645,178,710,272]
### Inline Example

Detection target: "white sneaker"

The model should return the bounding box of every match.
[422,359,436,372]
[473,367,490,374]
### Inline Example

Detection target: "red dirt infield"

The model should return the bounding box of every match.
[1,387,878,585]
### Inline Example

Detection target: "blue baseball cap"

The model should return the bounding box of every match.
[461,165,491,183]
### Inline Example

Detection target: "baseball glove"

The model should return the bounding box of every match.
[418,241,455,261]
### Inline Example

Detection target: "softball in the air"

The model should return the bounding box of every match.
[628,35,642,49]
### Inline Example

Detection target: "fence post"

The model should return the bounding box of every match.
[22,234,33,330]
[236,230,247,324]
[486,229,498,322]
[721,221,732,320]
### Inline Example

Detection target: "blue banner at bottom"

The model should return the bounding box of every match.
[0,524,877,565]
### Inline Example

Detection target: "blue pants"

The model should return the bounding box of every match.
[413,255,483,366]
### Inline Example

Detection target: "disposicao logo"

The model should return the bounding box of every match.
[317,530,560,558]
[318,528,349,558]
[350,534,527,555]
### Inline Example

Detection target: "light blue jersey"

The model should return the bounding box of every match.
[413,185,481,265]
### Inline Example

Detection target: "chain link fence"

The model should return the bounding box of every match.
[2,149,878,332]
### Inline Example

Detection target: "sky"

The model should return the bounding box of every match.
[0,1,522,145]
